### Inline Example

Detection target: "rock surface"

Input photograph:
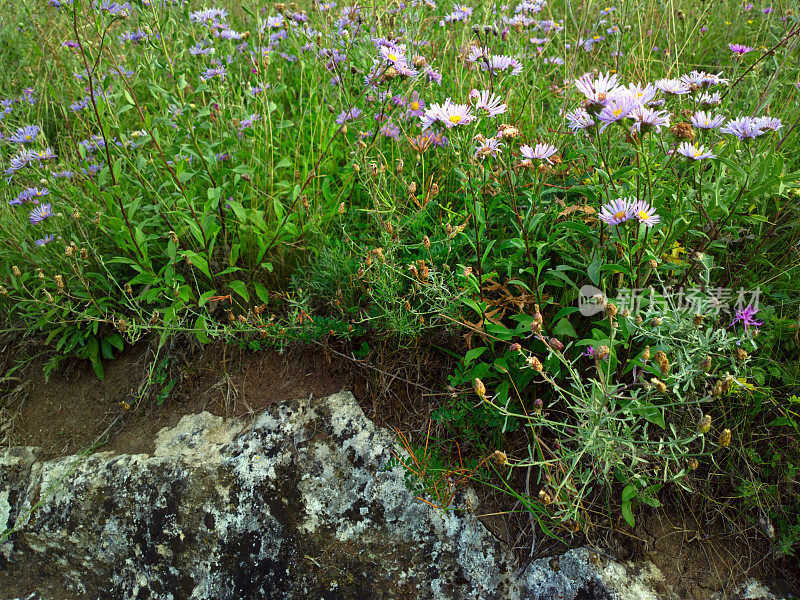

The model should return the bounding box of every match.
[0,392,790,600]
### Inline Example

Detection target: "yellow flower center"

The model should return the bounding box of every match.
[638,210,650,220]
[614,211,626,220]
[388,53,398,62]
[613,109,623,117]
[411,102,420,110]
[449,114,462,124]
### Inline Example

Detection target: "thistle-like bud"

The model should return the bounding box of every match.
[539,489,552,505]
[492,450,508,466]
[718,428,732,447]
[372,247,385,262]
[12,266,21,277]
[670,121,695,141]
[605,302,618,317]
[510,342,522,352]
[338,202,346,215]
[648,259,658,269]
[474,378,486,398]
[650,377,667,394]
[549,338,564,352]
[595,345,610,360]
[527,356,544,372]
[0,286,6,295]
[408,181,417,195]
[430,183,439,196]
[73,210,80,221]
[80,248,88,260]
[396,159,404,173]
[124,283,132,294]
[736,347,748,361]
[534,398,543,414]
[699,355,712,372]
[698,413,712,434]
[422,235,430,249]
[642,346,651,361]
[385,221,393,235]
[688,458,699,470]
[654,350,670,375]
[169,231,179,244]
[693,314,705,327]
[37,269,44,280]
[462,266,472,278]
[54,274,64,291]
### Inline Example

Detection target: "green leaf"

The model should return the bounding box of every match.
[552,317,578,338]
[228,280,249,303]
[194,315,211,344]
[254,282,270,304]
[464,347,488,364]
[621,500,636,527]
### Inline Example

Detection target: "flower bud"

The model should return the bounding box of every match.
[650,377,667,394]
[699,414,712,434]
[548,338,564,351]
[688,458,699,470]
[12,266,21,277]
[595,345,610,360]
[527,356,543,371]
[422,235,430,249]
[648,259,658,269]
[605,302,618,317]
[736,347,748,361]
[651,317,662,327]
[539,489,552,505]
[492,450,508,466]
[474,378,486,398]
[509,343,522,352]
[642,346,651,361]
[693,314,705,327]
[718,428,732,448]
[338,202,346,215]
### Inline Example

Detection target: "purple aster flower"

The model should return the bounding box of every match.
[10,187,49,206]
[629,105,670,134]
[631,200,660,226]
[690,111,726,129]
[474,137,504,160]
[698,91,723,107]
[599,197,634,225]
[35,234,56,246]
[421,99,475,130]
[8,125,40,144]
[470,89,507,117]
[574,71,620,108]
[729,43,755,55]
[597,93,638,131]
[720,116,764,140]
[655,78,690,95]
[30,203,53,224]
[754,116,782,132]
[335,107,362,124]
[200,66,227,81]
[565,107,595,132]
[405,93,425,118]
[731,304,763,335]
[379,122,401,139]
[520,143,558,163]
[677,141,716,160]
[482,55,523,76]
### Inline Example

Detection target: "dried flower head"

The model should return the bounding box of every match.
[718,428,732,447]
[492,450,508,466]
[699,413,712,433]
[474,378,486,398]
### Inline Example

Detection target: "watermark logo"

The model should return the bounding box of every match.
[578,285,760,317]
[578,285,606,316]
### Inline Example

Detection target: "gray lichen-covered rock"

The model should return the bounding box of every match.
[0,392,792,600]
[1,393,520,599]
